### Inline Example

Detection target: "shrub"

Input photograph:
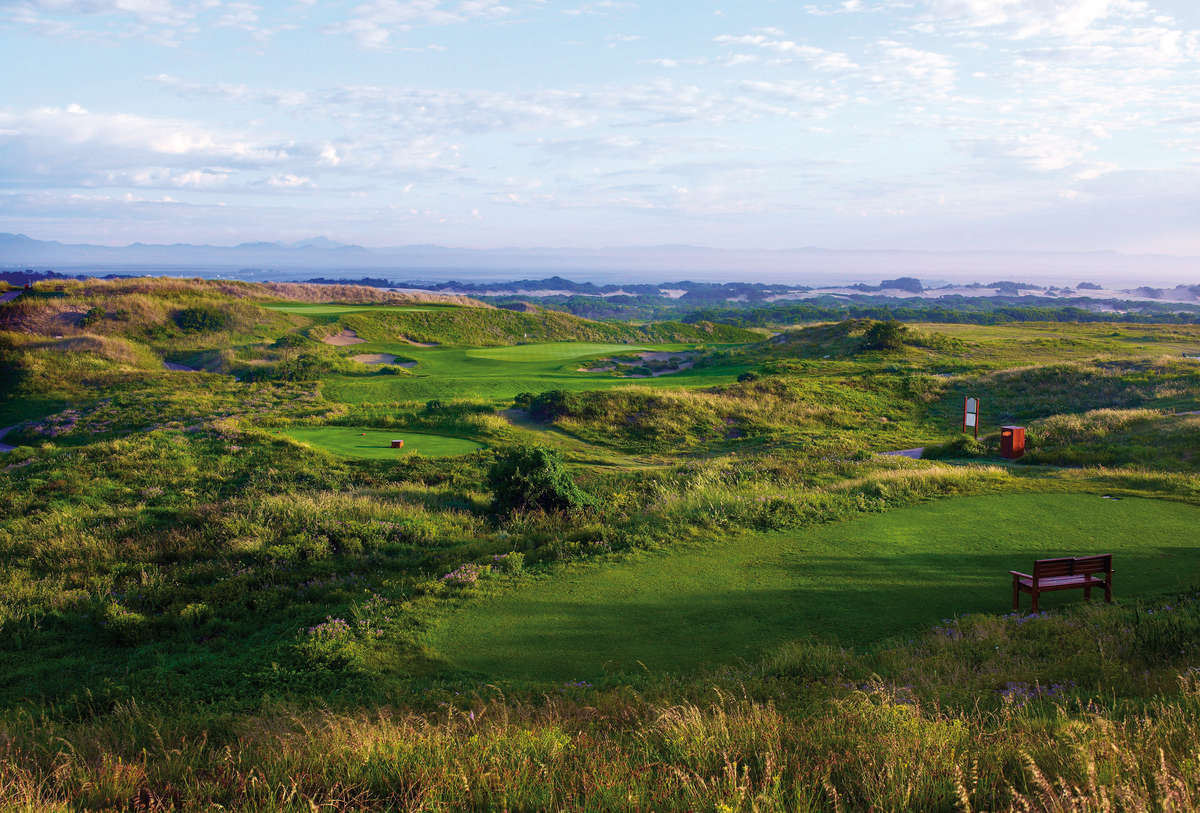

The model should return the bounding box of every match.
[487,445,593,514]
[272,333,308,349]
[524,390,577,422]
[100,601,150,645]
[295,617,360,671]
[862,320,908,351]
[79,305,105,327]
[174,306,230,333]
[492,551,526,575]
[923,435,987,459]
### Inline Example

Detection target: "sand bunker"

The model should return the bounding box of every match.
[323,329,365,346]
[163,361,196,372]
[578,351,695,377]
[351,353,417,368]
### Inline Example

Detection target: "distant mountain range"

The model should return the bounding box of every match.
[1,232,1197,286]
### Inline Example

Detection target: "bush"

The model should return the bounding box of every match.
[79,305,105,327]
[862,320,908,351]
[923,434,987,459]
[174,306,230,333]
[492,551,526,575]
[272,333,309,349]
[487,445,593,514]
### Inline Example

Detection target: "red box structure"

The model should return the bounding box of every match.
[1000,426,1025,459]
[391,439,405,448]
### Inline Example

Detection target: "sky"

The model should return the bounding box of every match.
[1,0,1199,254]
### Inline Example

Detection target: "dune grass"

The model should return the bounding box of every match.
[429,492,1200,680]
[262,303,460,316]
[279,426,483,458]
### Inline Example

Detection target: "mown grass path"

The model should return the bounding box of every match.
[429,493,1200,680]
[279,426,483,458]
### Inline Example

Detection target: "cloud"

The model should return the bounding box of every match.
[926,0,1154,38]
[328,0,513,48]
[714,34,858,71]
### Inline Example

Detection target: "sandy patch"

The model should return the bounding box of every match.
[579,350,695,376]
[399,337,439,347]
[163,361,196,372]
[323,329,365,346]
[0,291,21,304]
[351,353,417,368]
[0,425,17,453]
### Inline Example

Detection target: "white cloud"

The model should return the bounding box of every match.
[714,33,858,71]
[926,0,1154,38]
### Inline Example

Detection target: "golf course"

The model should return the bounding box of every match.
[3,278,1200,809]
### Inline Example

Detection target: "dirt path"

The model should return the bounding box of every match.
[880,447,925,459]
[0,425,17,453]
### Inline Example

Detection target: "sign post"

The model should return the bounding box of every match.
[963,396,979,439]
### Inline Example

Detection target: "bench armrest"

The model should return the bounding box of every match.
[1008,571,1031,579]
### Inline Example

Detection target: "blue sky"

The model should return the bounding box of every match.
[2,0,1199,253]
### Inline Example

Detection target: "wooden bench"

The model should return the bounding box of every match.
[1010,555,1112,612]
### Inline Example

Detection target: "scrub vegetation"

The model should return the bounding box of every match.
[1,277,1199,810]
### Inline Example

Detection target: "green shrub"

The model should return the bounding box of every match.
[922,435,987,459]
[861,320,908,351]
[492,551,526,575]
[487,445,593,514]
[79,305,105,327]
[174,306,230,333]
[99,601,150,645]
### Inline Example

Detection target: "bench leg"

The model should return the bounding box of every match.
[1084,584,1092,601]
[1031,591,1039,613]
[1012,578,1020,611]
[1105,578,1112,604]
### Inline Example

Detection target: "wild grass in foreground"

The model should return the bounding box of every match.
[2,595,1199,811]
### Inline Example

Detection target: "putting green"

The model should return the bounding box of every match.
[465,343,653,363]
[281,427,483,459]
[429,493,1200,680]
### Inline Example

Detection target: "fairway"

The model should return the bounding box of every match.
[281,426,483,458]
[465,342,654,362]
[429,493,1200,680]
[321,342,750,403]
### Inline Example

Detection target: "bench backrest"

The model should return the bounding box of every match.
[1033,555,1111,579]
[1072,554,1112,576]
[1033,557,1076,578]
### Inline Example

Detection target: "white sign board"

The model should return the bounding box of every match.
[965,413,977,427]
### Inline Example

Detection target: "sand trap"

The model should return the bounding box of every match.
[0,425,17,453]
[579,351,695,376]
[323,329,365,346]
[163,361,196,372]
[399,337,439,347]
[0,291,21,304]
[351,353,417,368]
